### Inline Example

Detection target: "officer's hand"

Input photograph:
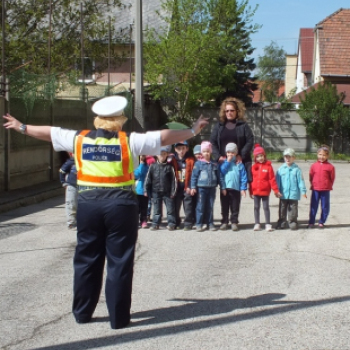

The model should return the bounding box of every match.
[3,113,22,132]
[221,189,227,196]
[192,115,209,135]
[144,192,148,197]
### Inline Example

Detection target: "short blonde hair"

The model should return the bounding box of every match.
[93,116,127,131]
[219,97,246,123]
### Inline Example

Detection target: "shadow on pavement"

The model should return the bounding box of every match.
[29,293,350,350]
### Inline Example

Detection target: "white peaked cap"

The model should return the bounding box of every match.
[92,96,128,117]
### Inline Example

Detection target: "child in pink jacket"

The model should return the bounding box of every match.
[250,144,281,231]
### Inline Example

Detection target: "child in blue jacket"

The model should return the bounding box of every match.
[190,141,219,232]
[219,143,247,231]
[134,155,150,228]
[276,148,307,230]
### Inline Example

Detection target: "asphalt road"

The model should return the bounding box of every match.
[1,162,350,350]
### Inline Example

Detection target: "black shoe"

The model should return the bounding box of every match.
[75,317,91,324]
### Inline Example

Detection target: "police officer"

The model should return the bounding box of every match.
[3,96,208,329]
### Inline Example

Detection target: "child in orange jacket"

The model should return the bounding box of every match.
[250,144,281,231]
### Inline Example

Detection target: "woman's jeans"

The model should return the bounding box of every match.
[196,187,216,226]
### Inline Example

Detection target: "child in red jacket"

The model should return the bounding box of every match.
[250,144,281,231]
[308,145,335,228]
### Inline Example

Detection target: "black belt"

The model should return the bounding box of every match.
[78,185,134,192]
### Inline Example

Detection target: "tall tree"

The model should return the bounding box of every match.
[256,41,286,103]
[144,0,260,122]
[297,82,350,151]
[211,0,260,105]
[1,0,126,75]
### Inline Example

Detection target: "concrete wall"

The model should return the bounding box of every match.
[192,107,318,153]
[0,98,94,192]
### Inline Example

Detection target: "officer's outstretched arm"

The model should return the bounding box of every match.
[160,115,208,146]
[3,114,52,142]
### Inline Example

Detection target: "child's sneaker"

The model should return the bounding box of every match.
[231,223,239,231]
[196,226,205,232]
[141,221,148,228]
[307,224,314,229]
[289,222,298,230]
[253,224,261,231]
[150,225,159,231]
[275,221,287,230]
[318,223,325,229]
[166,225,175,231]
[265,224,274,232]
[220,223,228,230]
[202,225,207,231]
[209,225,218,231]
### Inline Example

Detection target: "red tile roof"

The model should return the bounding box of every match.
[316,8,350,76]
[299,28,314,73]
[290,82,350,105]
[250,81,285,103]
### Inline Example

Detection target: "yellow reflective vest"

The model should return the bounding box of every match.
[74,129,134,187]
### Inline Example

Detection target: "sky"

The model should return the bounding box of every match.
[248,0,349,60]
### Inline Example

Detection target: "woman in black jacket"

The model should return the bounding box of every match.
[210,97,254,180]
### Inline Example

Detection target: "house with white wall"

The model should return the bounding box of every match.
[289,8,350,106]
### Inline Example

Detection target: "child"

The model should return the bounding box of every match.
[250,144,282,232]
[144,146,177,230]
[190,141,219,232]
[276,148,307,230]
[191,144,202,228]
[219,143,247,231]
[59,153,78,229]
[134,155,150,228]
[145,155,156,221]
[307,145,335,228]
[193,144,202,161]
[173,141,196,230]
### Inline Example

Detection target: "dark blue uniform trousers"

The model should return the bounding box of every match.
[74,188,138,329]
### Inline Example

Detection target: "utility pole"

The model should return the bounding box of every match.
[134,0,144,129]
[48,0,54,181]
[2,0,9,190]
[107,16,111,95]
